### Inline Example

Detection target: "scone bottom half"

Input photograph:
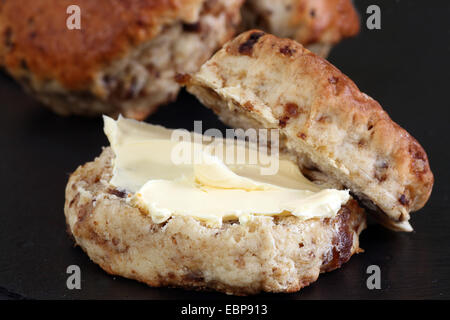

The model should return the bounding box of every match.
[184,30,434,232]
[65,144,366,295]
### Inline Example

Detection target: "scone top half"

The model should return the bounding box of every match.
[0,0,243,119]
[185,30,434,231]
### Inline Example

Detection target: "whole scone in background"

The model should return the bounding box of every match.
[241,0,360,57]
[0,0,360,119]
[185,30,433,231]
[0,0,243,119]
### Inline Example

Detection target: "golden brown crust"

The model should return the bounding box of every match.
[241,0,360,48]
[0,0,206,89]
[186,30,433,229]
[64,148,365,295]
[0,0,243,119]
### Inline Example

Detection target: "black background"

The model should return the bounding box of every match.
[0,0,449,300]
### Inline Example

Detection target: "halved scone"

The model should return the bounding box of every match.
[65,147,365,295]
[185,30,433,231]
[0,0,243,119]
[240,0,360,57]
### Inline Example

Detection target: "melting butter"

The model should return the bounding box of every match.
[104,116,349,227]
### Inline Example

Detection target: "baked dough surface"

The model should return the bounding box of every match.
[186,30,433,231]
[65,148,365,295]
[241,0,360,57]
[0,0,243,119]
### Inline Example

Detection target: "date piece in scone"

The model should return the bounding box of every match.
[0,0,243,119]
[240,0,360,57]
[65,147,365,295]
[185,30,433,231]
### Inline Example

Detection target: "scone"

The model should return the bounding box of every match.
[185,30,434,231]
[240,0,360,57]
[0,0,243,119]
[65,116,366,295]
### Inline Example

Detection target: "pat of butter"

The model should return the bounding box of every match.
[104,116,349,227]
